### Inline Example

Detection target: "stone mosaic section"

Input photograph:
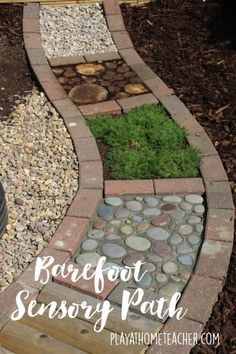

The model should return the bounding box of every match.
[74,194,205,299]
[53,60,150,105]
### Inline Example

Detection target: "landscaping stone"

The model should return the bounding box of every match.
[76,252,101,268]
[120,225,133,236]
[163,196,182,203]
[122,253,145,266]
[162,262,179,274]
[153,242,172,256]
[185,194,204,204]
[125,201,142,211]
[97,205,113,220]
[151,215,171,227]
[101,243,126,258]
[156,273,168,283]
[81,239,98,252]
[135,272,152,288]
[115,208,130,219]
[104,197,123,207]
[125,236,152,252]
[188,235,201,246]
[143,208,161,217]
[147,227,169,241]
[194,204,205,214]
[144,196,159,207]
[187,215,202,224]
[177,255,193,266]
[178,224,193,236]
[180,201,193,211]
[88,229,105,239]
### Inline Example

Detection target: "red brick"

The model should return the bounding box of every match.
[195,240,232,280]
[205,181,234,210]
[84,51,121,63]
[22,19,40,33]
[23,3,40,19]
[119,48,144,65]
[52,98,83,119]
[24,33,42,49]
[105,180,154,196]
[74,137,101,162]
[144,77,174,97]
[67,189,102,219]
[117,93,158,113]
[79,100,121,117]
[49,56,85,67]
[200,155,228,181]
[179,274,222,324]
[103,0,121,15]
[154,178,205,195]
[26,48,48,65]
[205,208,234,242]
[130,63,156,81]
[79,161,103,189]
[0,283,38,329]
[32,64,56,82]
[66,120,93,140]
[48,217,89,255]
[111,31,133,50]
[106,14,125,32]
[53,262,118,300]
[15,248,70,290]
[187,132,218,156]
[41,80,67,101]
[147,318,203,354]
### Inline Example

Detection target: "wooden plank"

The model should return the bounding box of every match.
[38,282,163,335]
[21,309,144,354]
[0,322,87,354]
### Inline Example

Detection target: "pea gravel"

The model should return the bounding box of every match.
[0,89,79,292]
[40,4,117,58]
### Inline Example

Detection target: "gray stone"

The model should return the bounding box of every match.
[103,262,123,275]
[125,236,151,252]
[153,242,172,256]
[177,255,193,266]
[156,273,168,283]
[187,215,202,224]
[185,194,204,204]
[196,224,204,233]
[176,243,193,254]
[178,224,193,236]
[120,225,133,236]
[106,233,121,241]
[144,196,159,207]
[143,208,161,217]
[101,243,126,259]
[97,205,113,220]
[146,227,169,241]
[194,205,205,214]
[162,261,178,274]
[168,234,183,245]
[147,254,163,263]
[187,235,201,246]
[180,201,192,211]
[126,201,142,212]
[163,195,182,203]
[104,197,123,207]
[114,208,130,219]
[159,282,184,297]
[110,220,121,226]
[171,210,185,220]
[136,196,143,202]
[76,252,101,268]
[81,239,98,252]
[122,253,145,266]
[135,272,152,288]
[88,229,105,239]
[141,262,156,273]
[131,215,143,223]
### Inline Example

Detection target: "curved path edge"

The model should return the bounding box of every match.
[0,2,234,354]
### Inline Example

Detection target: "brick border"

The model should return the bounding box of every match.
[0,3,234,350]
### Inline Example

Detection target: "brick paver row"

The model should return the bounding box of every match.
[0,2,234,354]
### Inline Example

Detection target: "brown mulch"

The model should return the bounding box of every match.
[0,4,34,120]
[121,0,236,353]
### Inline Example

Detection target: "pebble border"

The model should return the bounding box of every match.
[0,2,234,353]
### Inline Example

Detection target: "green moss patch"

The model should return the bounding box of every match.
[87,105,201,179]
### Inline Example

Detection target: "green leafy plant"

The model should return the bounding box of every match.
[87,104,201,179]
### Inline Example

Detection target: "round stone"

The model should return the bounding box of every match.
[111,220,121,226]
[103,262,123,275]
[126,219,132,225]
[126,201,142,212]
[106,226,115,233]
[177,243,193,254]
[177,255,193,266]
[135,273,152,288]
[143,208,161,217]
[147,254,163,263]
[163,196,182,203]
[122,253,145,266]
[97,205,113,220]
[136,196,143,202]
[104,197,123,207]
[171,210,185,220]
[162,262,178,274]
[156,273,168,283]
[153,242,172,256]
[120,225,133,236]
[144,197,159,207]
[194,205,205,214]
[114,208,130,219]
[125,236,151,252]
[170,275,182,282]
[185,194,204,204]
[180,201,192,211]
[82,239,98,252]
[187,216,202,224]
[187,234,201,245]
[168,234,183,245]
[101,243,126,259]
[159,282,184,297]
[137,222,150,234]
[106,233,121,241]
[146,227,169,241]
[76,252,101,268]
[142,262,156,273]
[93,219,107,230]
[178,224,193,236]
[151,215,171,227]
[161,203,177,211]
[132,215,143,223]
[195,224,204,233]
[179,271,192,281]
[88,229,105,239]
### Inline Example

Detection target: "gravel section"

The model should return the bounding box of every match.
[40,4,117,58]
[75,195,205,298]
[0,89,79,292]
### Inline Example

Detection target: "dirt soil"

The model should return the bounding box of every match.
[121,0,236,353]
[0,4,34,120]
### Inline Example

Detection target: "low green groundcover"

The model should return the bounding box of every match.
[87,104,201,179]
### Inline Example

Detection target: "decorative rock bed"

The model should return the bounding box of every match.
[0,182,8,239]
[0,90,78,291]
